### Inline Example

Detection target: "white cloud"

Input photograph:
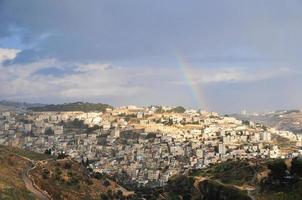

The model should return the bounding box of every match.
[0,59,145,101]
[178,66,295,85]
[0,57,298,106]
[0,48,21,64]
[74,63,113,72]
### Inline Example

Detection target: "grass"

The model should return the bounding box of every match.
[259,180,302,200]
[0,145,51,161]
[200,180,251,200]
[0,146,37,200]
[0,187,35,200]
[191,160,255,185]
[30,159,122,200]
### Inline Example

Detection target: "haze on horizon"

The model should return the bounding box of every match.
[0,0,302,113]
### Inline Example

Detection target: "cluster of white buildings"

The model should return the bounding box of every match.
[1,106,302,187]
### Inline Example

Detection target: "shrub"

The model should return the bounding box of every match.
[291,157,302,177]
[267,159,287,180]
[102,179,110,187]
[42,169,50,179]
[64,162,72,169]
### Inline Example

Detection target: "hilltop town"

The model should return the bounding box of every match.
[1,103,302,189]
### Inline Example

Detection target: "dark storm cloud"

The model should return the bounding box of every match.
[0,0,300,64]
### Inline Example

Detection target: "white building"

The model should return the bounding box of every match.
[111,128,120,138]
[261,132,271,142]
[24,124,32,132]
[218,143,226,155]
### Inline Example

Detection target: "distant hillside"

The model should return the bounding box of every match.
[0,100,44,112]
[231,110,302,134]
[28,102,113,112]
[0,100,44,108]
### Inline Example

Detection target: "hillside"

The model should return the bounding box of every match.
[132,159,302,200]
[0,100,44,112]
[29,158,129,200]
[232,110,302,134]
[160,159,302,200]
[0,145,50,200]
[155,174,252,200]
[1,146,302,200]
[28,102,113,112]
[0,145,131,200]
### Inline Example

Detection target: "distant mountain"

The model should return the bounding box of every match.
[0,100,113,112]
[0,100,45,108]
[231,109,302,134]
[0,100,45,112]
[28,102,113,112]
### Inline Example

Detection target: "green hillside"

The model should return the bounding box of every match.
[28,102,113,112]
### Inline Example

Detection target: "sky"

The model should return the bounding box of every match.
[0,0,302,113]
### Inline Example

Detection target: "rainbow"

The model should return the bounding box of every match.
[177,53,208,110]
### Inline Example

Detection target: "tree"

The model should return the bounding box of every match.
[85,158,90,167]
[166,175,195,200]
[102,179,110,187]
[242,120,250,126]
[93,172,104,180]
[267,159,287,180]
[64,162,72,169]
[113,190,125,199]
[100,194,109,200]
[86,125,100,134]
[171,106,186,113]
[72,119,87,129]
[291,157,302,177]
[45,128,54,135]
[67,176,79,186]
[57,152,68,159]
[42,169,50,179]
[44,148,52,155]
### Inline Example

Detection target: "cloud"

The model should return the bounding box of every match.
[0,59,145,102]
[0,55,298,105]
[1,0,302,65]
[1,1,302,111]
[74,63,114,72]
[176,65,295,85]
[0,48,20,63]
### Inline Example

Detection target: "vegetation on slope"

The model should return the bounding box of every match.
[0,145,51,161]
[191,160,258,186]
[3,145,302,200]
[258,158,302,200]
[164,175,200,200]
[171,106,186,113]
[155,106,186,114]
[0,145,130,200]
[198,180,251,200]
[28,102,113,112]
[0,146,35,200]
[160,175,251,200]
[30,158,131,200]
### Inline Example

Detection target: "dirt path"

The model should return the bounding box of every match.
[22,165,50,200]
[8,150,53,200]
